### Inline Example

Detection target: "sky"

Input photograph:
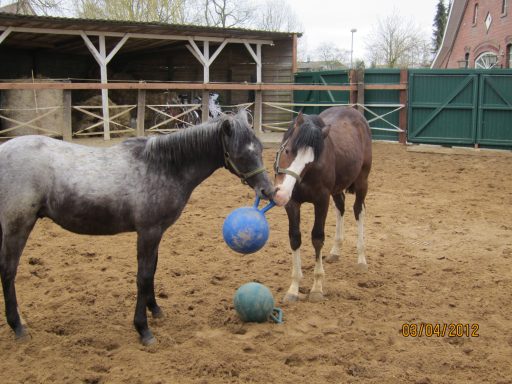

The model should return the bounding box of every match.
[290,0,441,61]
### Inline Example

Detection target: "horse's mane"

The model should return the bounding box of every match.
[286,114,325,159]
[142,110,254,170]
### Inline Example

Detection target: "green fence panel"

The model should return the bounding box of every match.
[478,73,512,147]
[294,70,349,115]
[408,69,479,145]
[296,69,512,148]
[364,69,401,141]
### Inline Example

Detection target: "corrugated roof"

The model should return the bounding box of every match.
[0,12,301,40]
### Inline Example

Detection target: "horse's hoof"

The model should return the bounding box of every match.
[357,263,368,271]
[283,293,300,303]
[141,335,157,346]
[152,308,165,319]
[15,327,31,342]
[308,291,325,302]
[325,254,340,263]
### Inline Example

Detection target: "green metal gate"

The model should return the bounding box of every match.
[363,69,401,141]
[408,69,512,148]
[294,70,350,115]
[294,69,403,141]
[478,73,512,147]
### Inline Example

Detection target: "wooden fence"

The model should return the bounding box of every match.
[0,69,408,142]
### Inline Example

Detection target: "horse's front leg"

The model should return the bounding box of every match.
[146,252,164,319]
[283,200,302,303]
[134,228,163,346]
[309,196,329,302]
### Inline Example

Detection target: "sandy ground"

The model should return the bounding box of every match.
[1,141,511,384]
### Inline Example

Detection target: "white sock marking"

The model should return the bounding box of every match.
[330,206,344,256]
[286,248,302,298]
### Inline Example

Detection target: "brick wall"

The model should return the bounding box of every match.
[448,0,512,68]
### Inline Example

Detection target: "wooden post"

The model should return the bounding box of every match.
[62,89,72,142]
[399,69,408,144]
[202,90,209,123]
[349,69,358,105]
[98,35,110,141]
[254,90,262,135]
[291,34,298,74]
[356,68,365,114]
[136,85,146,137]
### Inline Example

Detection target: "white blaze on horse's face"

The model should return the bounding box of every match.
[247,142,256,152]
[274,146,314,206]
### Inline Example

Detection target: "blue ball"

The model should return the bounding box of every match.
[233,282,275,323]
[223,206,270,254]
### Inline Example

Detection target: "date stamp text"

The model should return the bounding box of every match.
[401,323,479,338]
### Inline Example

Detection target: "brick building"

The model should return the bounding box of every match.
[432,0,512,68]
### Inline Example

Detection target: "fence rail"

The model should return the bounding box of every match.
[0,73,407,141]
[2,68,510,148]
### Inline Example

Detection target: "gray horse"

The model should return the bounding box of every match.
[0,110,275,345]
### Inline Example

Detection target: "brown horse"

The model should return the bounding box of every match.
[273,106,372,302]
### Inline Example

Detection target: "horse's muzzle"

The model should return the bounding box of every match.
[257,185,276,201]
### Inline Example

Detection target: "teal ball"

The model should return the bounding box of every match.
[233,282,275,323]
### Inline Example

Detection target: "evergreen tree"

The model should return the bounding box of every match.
[432,0,448,53]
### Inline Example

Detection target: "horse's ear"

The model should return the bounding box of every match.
[222,118,233,136]
[322,124,331,138]
[295,110,304,127]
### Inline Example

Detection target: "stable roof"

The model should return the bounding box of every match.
[0,12,299,55]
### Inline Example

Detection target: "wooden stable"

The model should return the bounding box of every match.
[0,14,409,143]
[0,13,299,139]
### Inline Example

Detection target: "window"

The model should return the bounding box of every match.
[464,52,470,68]
[475,52,498,69]
[473,3,479,24]
[502,0,508,15]
[506,44,512,68]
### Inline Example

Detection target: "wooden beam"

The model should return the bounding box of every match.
[99,35,110,140]
[291,34,298,74]
[254,90,262,134]
[0,26,13,44]
[243,42,262,83]
[187,38,207,64]
[203,40,209,83]
[0,82,359,91]
[1,26,274,45]
[80,31,104,66]
[208,39,228,65]
[62,89,72,141]
[105,33,131,64]
[349,69,358,105]
[201,90,209,123]
[364,84,407,90]
[136,86,146,136]
[399,69,408,144]
[356,68,364,113]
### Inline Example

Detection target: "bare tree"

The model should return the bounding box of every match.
[0,0,63,15]
[314,42,349,69]
[256,0,302,32]
[74,0,186,23]
[365,12,432,68]
[186,0,255,28]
